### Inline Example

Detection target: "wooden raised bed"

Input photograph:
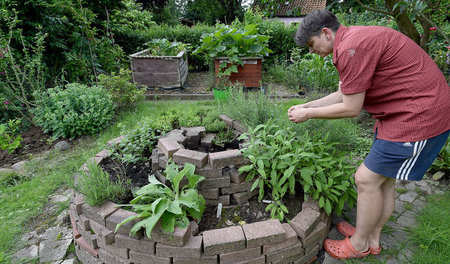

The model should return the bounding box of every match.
[214,57,262,88]
[130,49,188,89]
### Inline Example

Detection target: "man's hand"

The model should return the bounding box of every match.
[288,107,310,123]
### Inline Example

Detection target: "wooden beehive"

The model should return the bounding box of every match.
[214,57,262,88]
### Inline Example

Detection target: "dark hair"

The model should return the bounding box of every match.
[294,10,341,46]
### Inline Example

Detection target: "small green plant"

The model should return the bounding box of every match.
[239,121,357,219]
[212,128,234,147]
[115,162,205,238]
[78,161,130,206]
[98,69,144,109]
[396,188,408,194]
[32,83,115,139]
[193,24,272,77]
[0,118,23,153]
[430,140,449,173]
[144,38,189,56]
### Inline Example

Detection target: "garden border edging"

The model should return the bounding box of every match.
[70,115,331,264]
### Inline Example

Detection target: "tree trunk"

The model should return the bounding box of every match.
[385,0,421,45]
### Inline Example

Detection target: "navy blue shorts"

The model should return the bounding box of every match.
[364,130,449,181]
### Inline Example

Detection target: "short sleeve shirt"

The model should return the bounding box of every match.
[333,25,450,142]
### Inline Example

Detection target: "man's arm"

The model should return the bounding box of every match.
[288,91,365,123]
[288,82,343,112]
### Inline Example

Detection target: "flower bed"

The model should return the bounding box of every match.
[70,115,331,264]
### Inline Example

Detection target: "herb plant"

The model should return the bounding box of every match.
[0,118,23,153]
[193,24,272,77]
[115,162,206,238]
[98,69,144,109]
[32,83,115,139]
[144,38,189,56]
[239,122,357,219]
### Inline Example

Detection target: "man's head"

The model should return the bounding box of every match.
[294,10,341,57]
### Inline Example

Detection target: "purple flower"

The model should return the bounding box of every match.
[4,100,10,105]
[0,72,5,75]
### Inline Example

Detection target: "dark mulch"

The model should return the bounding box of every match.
[0,125,55,168]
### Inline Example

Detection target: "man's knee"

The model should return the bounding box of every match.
[355,164,385,191]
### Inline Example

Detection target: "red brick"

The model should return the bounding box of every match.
[99,248,131,264]
[243,219,286,248]
[150,221,191,247]
[158,138,183,158]
[69,211,81,239]
[82,201,119,226]
[129,250,171,264]
[209,150,243,168]
[173,254,218,264]
[106,209,142,238]
[76,236,99,257]
[198,176,230,190]
[265,241,303,263]
[203,226,246,256]
[263,223,299,254]
[289,208,320,239]
[221,181,252,194]
[156,235,202,258]
[195,164,223,178]
[219,247,261,264]
[173,149,208,168]
[115,233,154,254]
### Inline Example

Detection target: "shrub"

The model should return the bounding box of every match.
[32,83,115,139]
[98,69,144,109]
[144,39,189,56]
[0,118,23,153]
[78,161,130,206]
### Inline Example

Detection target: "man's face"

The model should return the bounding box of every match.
[306,30,333,57]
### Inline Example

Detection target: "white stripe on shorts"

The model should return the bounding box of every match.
[396,140,428,180]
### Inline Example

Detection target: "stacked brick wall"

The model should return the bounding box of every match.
[72,115,330,263]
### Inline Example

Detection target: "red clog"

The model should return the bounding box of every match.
[336,222,382,255]
[324,237,370,260]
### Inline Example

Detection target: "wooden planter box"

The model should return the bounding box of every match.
[130,49,188,89]
[214,57,262,88]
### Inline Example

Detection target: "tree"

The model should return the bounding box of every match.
[183,0,244,25]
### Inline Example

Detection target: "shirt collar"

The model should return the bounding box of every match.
[333,25,348,64]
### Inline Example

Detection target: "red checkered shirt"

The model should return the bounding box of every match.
[333,25,450,142]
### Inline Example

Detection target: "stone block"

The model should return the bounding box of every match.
[265,241,303,263]
[95,149,110,159]
[301,221,327,247]
[82,201,119,226]
[173,254,218,264]
[221,182,252,195]
[243,219,286,248]
[162,129,187,144]
[99,248,131,264]
[195,164,223,178]
[232,189,258,205]
[209,150,243,168]
[150,221,191,247]
[155,170,169,185]
[236,255,265,264]
[103,242,129,260]
[293,244,319,264]
[79,215,91,231]
[290,208,321,239]
[229,166,247,183]
[201,133,216,149]
[75,236,99,257]
[90,219,115,246]
[190,221,199,236]
[73,193,86,215]
[152,149,160,171]
[203,226,246,256]
[69,211,81,239]
[263,223,299,254]
[158,155,169,169]
[198,176,230,190]
[233,121,247,133]
[106,209,142,237]
[129,250,171,264]
[219,247,261,264]
[107,136,125,147]
[183,126,207,137]
[173,149,208,168]
[75,244,101,264]
[219,115,233,127]
[199,188,219,199]
[115,233,155,254]
[301,197,320,212]
[156,236,202,258]
[158,138,183,158]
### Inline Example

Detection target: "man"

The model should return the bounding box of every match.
[288,10,449,260]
